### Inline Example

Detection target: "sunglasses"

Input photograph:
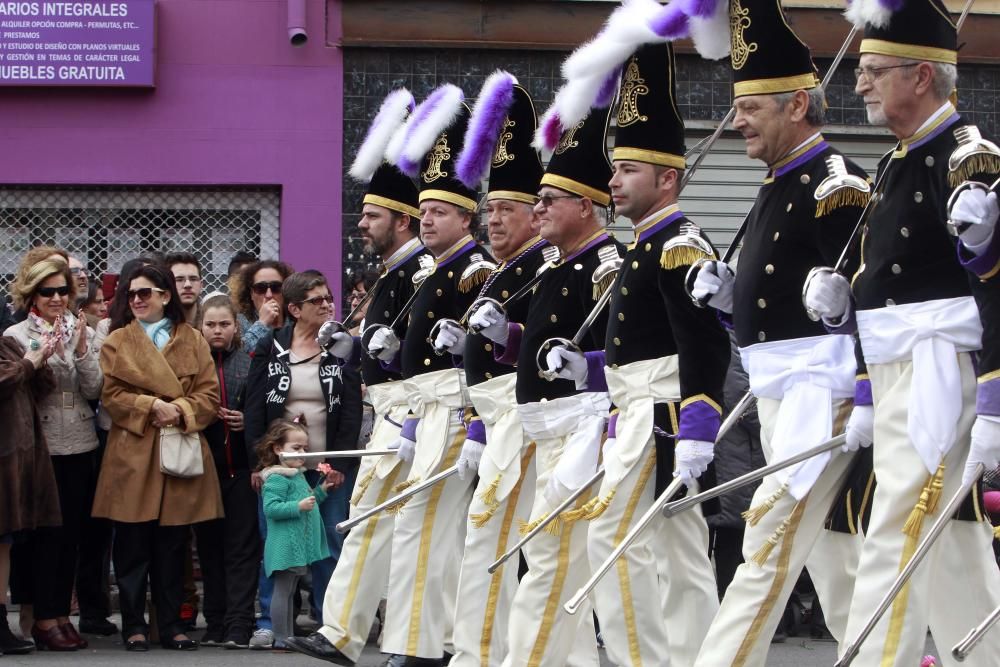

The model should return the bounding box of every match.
[536,193,580,208]
[127,287,166,302]
[69,267,88,276]
[251,280,284,295]
[37,285,71,298]
[298,294,334,307]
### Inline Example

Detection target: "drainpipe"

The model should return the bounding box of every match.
[288,0,307,46]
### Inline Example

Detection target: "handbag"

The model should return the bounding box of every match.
[159,426,204,478]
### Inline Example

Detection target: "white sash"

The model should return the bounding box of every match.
[602,356,681,490]
[403,367,470,482]
[741,334,855,499]
[369,380,412,479]
[469,373,527,505]
[517,391,612,440]
[857,296,982,474]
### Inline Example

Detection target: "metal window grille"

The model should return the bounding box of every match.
[0,186,280,298]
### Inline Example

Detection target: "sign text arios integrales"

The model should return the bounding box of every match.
[0,3,129,16]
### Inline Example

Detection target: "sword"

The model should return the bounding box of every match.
[280,450,397,460]
[953,600,1000,661]
[335,464,460,533]
[835,464,984,667]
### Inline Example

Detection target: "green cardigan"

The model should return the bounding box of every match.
[261,466,329,576]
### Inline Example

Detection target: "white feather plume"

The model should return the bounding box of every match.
[384,120,410,167]
[561,0,663,81]
[349,89,414,182]
[399,84,466,171]
[552,77,604,135]
[844,0,893,29]
[690,1,731,61]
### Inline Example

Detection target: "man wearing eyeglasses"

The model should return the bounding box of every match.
[166,252,204,326]
[803,0,1000,662]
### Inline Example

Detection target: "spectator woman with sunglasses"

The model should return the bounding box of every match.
[233,259,294,354]
[244,270,362,649]
[4,259,103,651]
[92,263,223,652]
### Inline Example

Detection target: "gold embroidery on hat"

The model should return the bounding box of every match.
[422,133,451,183]
[730,0,758,71]
[617,57,649,127]
[492,117,516,167]
[554,120,584,155]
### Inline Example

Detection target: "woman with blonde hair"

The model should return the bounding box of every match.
[4,258,103,651]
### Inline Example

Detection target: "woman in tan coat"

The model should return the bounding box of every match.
[93,263,222,652]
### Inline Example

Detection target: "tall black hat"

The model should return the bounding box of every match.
[457,73,544,206]
[611,42,686,169]
[418,102,479,211]
[363,164,420,218]
[539,106,613,207]
[729,0,819,97]
[852,0,957,64]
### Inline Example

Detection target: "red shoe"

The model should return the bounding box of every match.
[31,623,78,651]
[60,623,89,649]
[179,603,197,623]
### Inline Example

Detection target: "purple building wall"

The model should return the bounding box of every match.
[0,0,344,298]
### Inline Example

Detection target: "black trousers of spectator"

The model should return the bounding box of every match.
[113,520,188,641]
[75,434,113,622]
[711,525,747,600]
[193,471,261,636]
[30,450,101,620]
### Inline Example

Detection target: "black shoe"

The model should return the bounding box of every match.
[78,617,118,636]
[162,635,199,650]
[125,636,150,652]
[0,603,33,655]
[283,633,352,664]
[223,628,252,650]
[200,627,226,647]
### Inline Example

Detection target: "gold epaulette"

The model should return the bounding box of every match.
[458,253,495,293]
[948,153,1000,188]
[814,154,871,218]
[948,125,1000,187]
[660,223,714,270]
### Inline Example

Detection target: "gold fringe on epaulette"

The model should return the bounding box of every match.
[902,463,946,538]
[749,512,795,566]
[660,245,710,271]
[385,478,420,515]
[948,154,1000,188]
[518,512,560,536]
[742,482,790,527]
[350,466,377,506]
[581,489,617,521]
[561,495,601,523]
[593,273,616,301]
[459,268,491,294]
[815,188,871,218]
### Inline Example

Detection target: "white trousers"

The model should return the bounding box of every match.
[381,414,473,659]
[588,441,718,667]
[694,396,862,667]
[501,432,600,667]
[843,355,1000,667]
[317,403,409,661]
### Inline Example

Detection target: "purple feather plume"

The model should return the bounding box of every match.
[456,71,517,188]
[649,2,691,39]
[595,67,622,108]
[537,109,564,152]
[397,155,420,178]
[394,84,465,177]
[878,0,905,11]
[684,0,719,20]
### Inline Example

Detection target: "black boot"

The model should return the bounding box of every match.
[0,604,35,655]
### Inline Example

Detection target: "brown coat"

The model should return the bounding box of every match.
[0,336,61,536]
[92,320,223,526]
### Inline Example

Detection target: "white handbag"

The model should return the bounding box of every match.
[159,426,204,478]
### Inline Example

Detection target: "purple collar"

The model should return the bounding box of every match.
[636,209,685,243]
[435,237,477,268]
[562,230,610,264]
[770,139,829,181]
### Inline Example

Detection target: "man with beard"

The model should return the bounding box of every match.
[166,253,204,325]
[804,0,1000,662]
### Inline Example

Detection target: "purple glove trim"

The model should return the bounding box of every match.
[495,323,523,365]
[854,378,873,407]
[466,418,487,444]
[583,351,608,392]
[401,416,419,441]
[959,236,1000,280]
[822,307,858,336]
[607,411,619,438]
[977,376,1000,417]
[678,400,721,443]
[716,310,734,331]
[377,339,403,373]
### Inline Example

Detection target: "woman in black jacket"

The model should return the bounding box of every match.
[194,294,260,649]
[244,270,362,649]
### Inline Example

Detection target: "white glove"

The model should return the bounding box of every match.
[390,434,416,463]
[543,415,604,506]
[843,405,874,452]
[317,320,339,348]
[804,270,851,324]
[469,303,509,345]
[950,189,998,253]
[456,437,486,481]
[691,261,735,313]
[962,415,1000,487]
[367,327,400,362]
[545,346,588,388]
[674,439,714,486]
[433,320,467,356]
[326,332,355,360]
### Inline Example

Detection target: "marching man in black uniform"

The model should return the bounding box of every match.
[542,42,729,666]
[804,0,1000,662]
[432,74,556,667]
[286,90,431,666]
[472,106,620,667]
[689,2,873,664]
[368,86,494,666]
